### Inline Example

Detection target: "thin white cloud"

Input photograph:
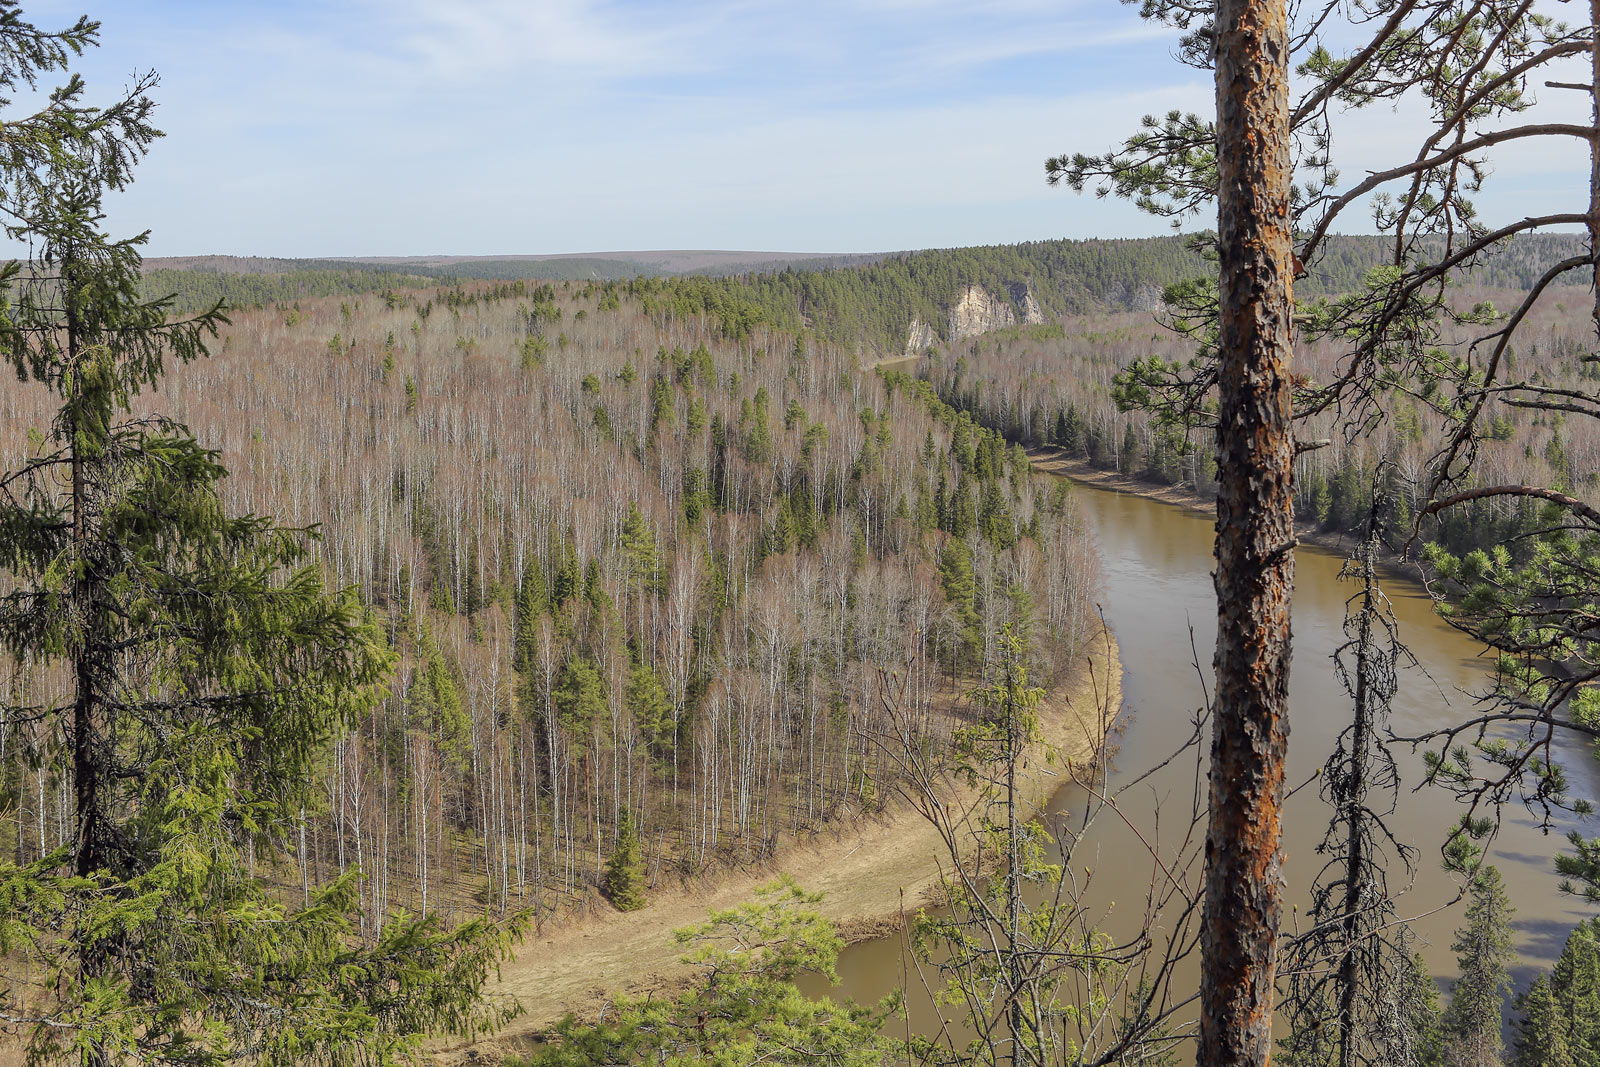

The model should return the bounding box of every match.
[370,0,718,82]
[900,20,1176,72]
[16,0,1587,256]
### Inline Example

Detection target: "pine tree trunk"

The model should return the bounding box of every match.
[1202,0,1296,1064]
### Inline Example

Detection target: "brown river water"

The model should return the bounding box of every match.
[808,474,1600,1025]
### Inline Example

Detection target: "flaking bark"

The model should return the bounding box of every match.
[1203,0,1297,1065]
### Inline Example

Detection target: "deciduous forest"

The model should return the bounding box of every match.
[1,275,1103,926]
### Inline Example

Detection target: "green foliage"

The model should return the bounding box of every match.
[938,539,981,669]
[1514,978,1576,1067]
[513,563,549,672]
[649,372,675,430]
[740,386,774,463]
[603,807,648,912]
[620,502,661,593]
[409,622,469,767]
[0,10,525,1061]
[523,879,896,1067]
[979,478,1016,549]
[1441,866,1515,1067]
[1421,529,1600,821]
[1556,821,1600,905]
[554,656,607,733]
[685,394,707,437]
[584,557,609,613]
[520,335,547,369]
[626,660,675,756]
[143,233,1584,332]
[592,403,615,441]
[1513,918,1600,1067]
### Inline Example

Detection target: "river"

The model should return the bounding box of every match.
[812,473,1600,1025]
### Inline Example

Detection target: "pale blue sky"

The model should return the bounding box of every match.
[24,0,1593,257]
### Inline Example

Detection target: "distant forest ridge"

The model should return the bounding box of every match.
[139,249,891,296]
[135,250,893,313]
[137,233,1588,347]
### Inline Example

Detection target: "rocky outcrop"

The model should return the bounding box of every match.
[1008,283,1046,325]
[901,283,1050,353]
[1108,282,1164,312]
[904,318,938,355]
[949,285,1017,339]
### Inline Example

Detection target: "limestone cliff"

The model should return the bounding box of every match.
[904,318,938,355]
[1012,284,1046,326]
[948,284,1017,339]
[902,282,1049,353]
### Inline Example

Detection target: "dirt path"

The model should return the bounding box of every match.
[439,629,1122,1057]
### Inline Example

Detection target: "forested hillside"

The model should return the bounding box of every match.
[16,226,1596,1003]
[0,279,1099,927]
[914,286,1600,558]
[142,233,1589,350]
[138,251,890,312]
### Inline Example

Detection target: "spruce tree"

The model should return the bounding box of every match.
[619,501,660,592]
[1512,977,1574,1067]
[1545,919,1600,1065]
[937,540,981,670]
[553,655,606,732]
[0,9,522,1063]
[604,807,648,912]
[1512,918,1600,1067]
[513,559,549,671]
[626,659,674,756]
[1441,866,1515,1067]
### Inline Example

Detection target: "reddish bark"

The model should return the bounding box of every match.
[1202,0,1296,1064]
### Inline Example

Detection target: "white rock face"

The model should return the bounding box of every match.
[904,318,938,355]
[948,285,1017,339]
[1127,283,1164,312]
[901,283,1047,353]
[1017,287,1046,325]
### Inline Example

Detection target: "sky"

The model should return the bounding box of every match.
[19,0,1596,257]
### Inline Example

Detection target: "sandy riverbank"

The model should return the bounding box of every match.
[1028,448,1436,573]
[436,626,1123,1059]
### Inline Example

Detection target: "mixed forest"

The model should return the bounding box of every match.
[9,244,1598,1067]
[11,235,1600,1067]
[4,0,1600,1065]
[1,274,1103,926]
